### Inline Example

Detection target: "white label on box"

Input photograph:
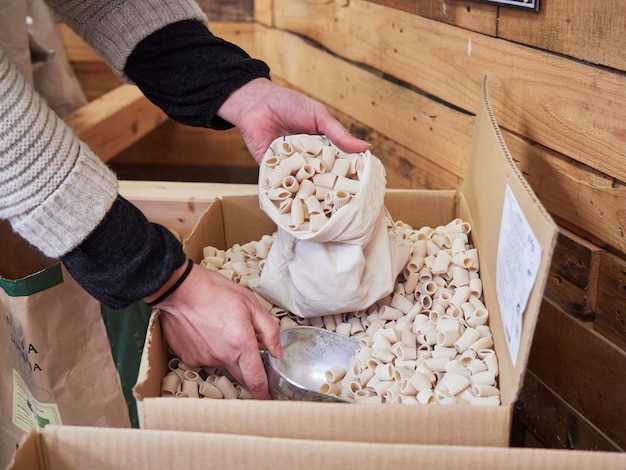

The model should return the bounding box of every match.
[496,185,542,366]
[12,369,62,432]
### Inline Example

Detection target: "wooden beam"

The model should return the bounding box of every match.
[63,85,167,162]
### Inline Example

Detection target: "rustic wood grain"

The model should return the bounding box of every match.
[498,0,626,73]
[514,371,622,451]
[63,85,167,162]
[196,0,254,21]
[254,0,274,26]
[112,123,253,167]
[543,228,600,319]
[255,24,474,181]
[528,299,626,449]
[271,0,626,184]
[365,0,498,35]
[594,251,626,352]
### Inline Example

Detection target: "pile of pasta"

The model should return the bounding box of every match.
[161,217,500,406]
[261,135,364,231]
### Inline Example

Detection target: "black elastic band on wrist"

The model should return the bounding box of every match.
[146,259,194,307]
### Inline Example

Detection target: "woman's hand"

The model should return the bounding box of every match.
[217,78,372,163]
[146,263,283,400]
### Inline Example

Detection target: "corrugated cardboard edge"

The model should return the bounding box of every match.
[9,426,626,470]
[462,77,558,403]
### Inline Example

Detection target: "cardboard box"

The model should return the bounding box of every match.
[133,80,558,447]
[9,425,626,469]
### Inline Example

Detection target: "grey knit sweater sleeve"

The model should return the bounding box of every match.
[45,0,207,79]
[0,48,118,258]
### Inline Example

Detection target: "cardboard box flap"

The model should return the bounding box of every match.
[10,426,626,470]
[462,77,558,402]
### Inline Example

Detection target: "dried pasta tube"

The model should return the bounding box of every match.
[466,358,488,375]
[299,135,325,156]
[470,370,496,386]
[267,188,292,202]
[358,367,376,387]
[451,251,473,269]
[283,152,307,172]
[390,293,414,314]
[320,381,342,397]
[469,335,494,351]
[313,172,338,189]
[315,184,333,201]
[236,385,254,400]
[183,369,202,384]
[322,314,337,332]
[290,197,305,227]
[444,373,471,396]
[168,357,182,371]
[308,157,326,174]
[444,232,469,249]
[330,157,351,177]
[471,384,500,398]
[160,371,181,396]
[464,248,479,271]
[466,308,489,328]
[416,388,436,405]
[305,194,324,215]
[454,327,481,353]
[374,363,395,381]
[450,286,471,307]
[372,347,395,364]
[265,163,291,189]
[332,190,352,211]
[372,379,394,397]
[199,381,223,399]
[202,255,225,270]
[264,155,281,169]
[435,317,459,333]
[282,175,300,193]
[182,378,200,398]
[457,349,477,367]
[469,277,483,297]
[348,155,363,177]
[379,305,404,321]
[333,175,361,194]
[431,250,452,275]
[213,375,239,399]
[482,352,499,376]
[424,356,449,373]
[404,271,420,294]
[450,237,467,256]
[277,140,295,156]
[335,322,352,337]
[295,178,316,200]
[325,366,347,383]
[295,163,315,182]
[348,316,365,335]
[320,145,337,171]
[437,330,461,348]
[419,294,433,310]
[400,378,418,396]
[392,343,417,361]
[450,266,470,287]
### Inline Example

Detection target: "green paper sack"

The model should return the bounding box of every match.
[0,221,148,467]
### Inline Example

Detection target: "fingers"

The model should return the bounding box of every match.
[251,303,283,358]
[235,346,272,400]
[317,111,372,154]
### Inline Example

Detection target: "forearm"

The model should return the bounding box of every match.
[61,196,186,309]
[44,0,206,79]
[0,48,117,257]
[123,20,270,129]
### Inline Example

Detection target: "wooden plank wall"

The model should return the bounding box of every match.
[251,0,626,451]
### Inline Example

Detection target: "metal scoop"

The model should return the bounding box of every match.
[263,326,359,402]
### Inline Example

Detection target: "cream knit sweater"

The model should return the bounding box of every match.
[0,0,205,257]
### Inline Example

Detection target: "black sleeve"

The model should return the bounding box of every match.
[123,19,271,130]
[61,195,186,309]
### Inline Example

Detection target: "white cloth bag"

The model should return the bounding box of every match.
[250,135,411,318]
